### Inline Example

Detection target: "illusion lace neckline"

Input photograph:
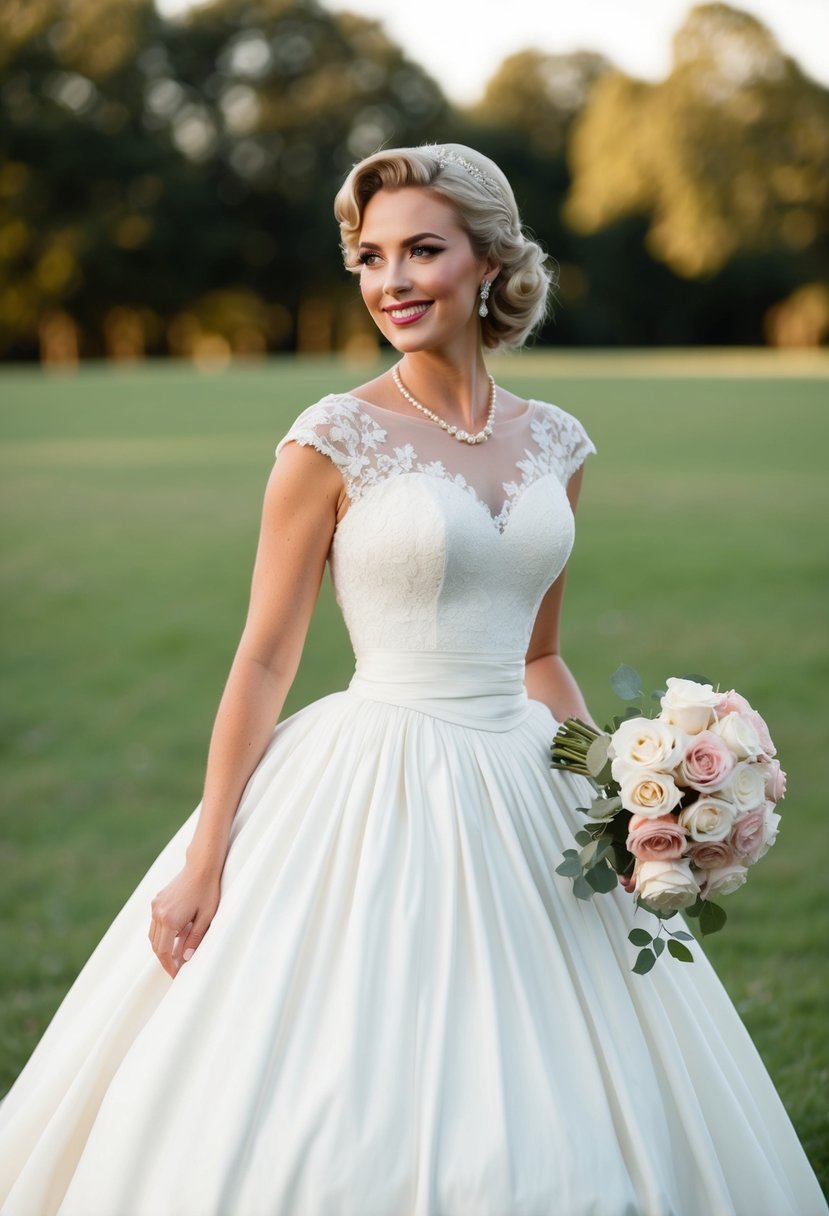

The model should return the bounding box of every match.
[326,391,534,429]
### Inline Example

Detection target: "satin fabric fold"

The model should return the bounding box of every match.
[1,688,824,1215]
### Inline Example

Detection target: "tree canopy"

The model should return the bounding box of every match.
[563,3,829,278]
[0,0,826,359]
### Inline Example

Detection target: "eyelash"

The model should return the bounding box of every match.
[357,245,443,266]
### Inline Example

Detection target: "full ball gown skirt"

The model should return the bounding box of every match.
[1,395,825,1216]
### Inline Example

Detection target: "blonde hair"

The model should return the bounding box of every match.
[334,143,555,352]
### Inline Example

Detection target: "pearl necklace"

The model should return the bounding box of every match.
[391,366,496,444]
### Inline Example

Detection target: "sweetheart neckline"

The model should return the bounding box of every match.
[334,468,568,538]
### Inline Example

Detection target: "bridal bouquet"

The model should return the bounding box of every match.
[551,668,786,972]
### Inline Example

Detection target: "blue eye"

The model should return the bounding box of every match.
[411,245,442,257]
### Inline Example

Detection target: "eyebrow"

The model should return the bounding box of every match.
[358,231,448,250]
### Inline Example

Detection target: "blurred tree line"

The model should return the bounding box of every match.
[1,0,827,363]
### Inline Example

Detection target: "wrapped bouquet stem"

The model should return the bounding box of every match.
[551,666,785,973]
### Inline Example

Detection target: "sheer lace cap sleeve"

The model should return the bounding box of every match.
[532,401,597,484]
[275,396,387,500]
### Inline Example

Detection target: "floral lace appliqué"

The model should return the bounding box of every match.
[276,394,595,535]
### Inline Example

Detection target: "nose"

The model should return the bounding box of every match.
[382,255,413,298]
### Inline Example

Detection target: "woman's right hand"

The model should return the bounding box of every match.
[149,863,222,978]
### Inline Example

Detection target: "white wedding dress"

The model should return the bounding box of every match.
[1,392,825,1216]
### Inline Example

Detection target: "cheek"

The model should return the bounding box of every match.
[428,260,474,299]
[359,273,378,309]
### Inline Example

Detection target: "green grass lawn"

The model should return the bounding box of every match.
[1,353,827,1190]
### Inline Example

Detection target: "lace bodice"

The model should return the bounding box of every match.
[275,392,596,655]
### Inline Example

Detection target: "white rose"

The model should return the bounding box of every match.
[723,762,766,814]
[701,863,749,899]
[609,717,686,782]
[660,677,721,735]
[710,712,763,761]
[636,859,700,912]
[618,769,683,818]
[678,796,737,842]
[756,806,782,859]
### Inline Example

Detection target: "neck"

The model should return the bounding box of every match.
[396,351,492,431]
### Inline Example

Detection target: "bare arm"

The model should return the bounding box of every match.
[524,463,600,731]
[149,441,346,976]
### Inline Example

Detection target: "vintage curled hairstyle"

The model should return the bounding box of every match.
[334,143,555,352]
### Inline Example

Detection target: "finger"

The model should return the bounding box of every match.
[171,921,193,971]
[180,918,209,964]
[155,925,181,978]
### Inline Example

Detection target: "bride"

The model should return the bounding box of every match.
[1,143,826,1216]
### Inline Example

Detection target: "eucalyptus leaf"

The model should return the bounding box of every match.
[589,794,621,821]
[633,948,656,975]
[555,852,582,878]
[610,665,643,701]
[699,900,727,936]
[574,829,593,846]
[667,939,694,962]
[628,928,652,947]
[669,930,694,941]
[585,862,618,893]
[593,838,612,863]
[583,819,609,838]
[572,875,594,901]
[579,840,598,867]
[585,735,611,780]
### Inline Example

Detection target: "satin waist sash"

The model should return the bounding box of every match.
[348,649,532,732]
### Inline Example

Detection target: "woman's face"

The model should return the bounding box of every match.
[356,186,495,357]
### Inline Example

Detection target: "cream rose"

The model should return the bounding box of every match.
[618,769,683,818]
[710,712,762,761]
[679,730,736,792]
[701,863,749,899]
[724,762,766,814]
[609,717,686,782]
[678,796,737,842]
[635,859,700,912]
[660,677,721,735]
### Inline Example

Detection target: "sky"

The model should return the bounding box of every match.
[156,0,829,103]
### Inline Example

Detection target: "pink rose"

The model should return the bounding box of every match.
[626,813,688,862]
[762,758,787,802]
[718,690,753,716]
[730,806,768,865]
[718,690,776,757]
[687,839,735,870]
[679,730,736,792]
[748,710,775,757]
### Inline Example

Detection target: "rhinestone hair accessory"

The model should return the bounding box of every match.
[429,146,498,192]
